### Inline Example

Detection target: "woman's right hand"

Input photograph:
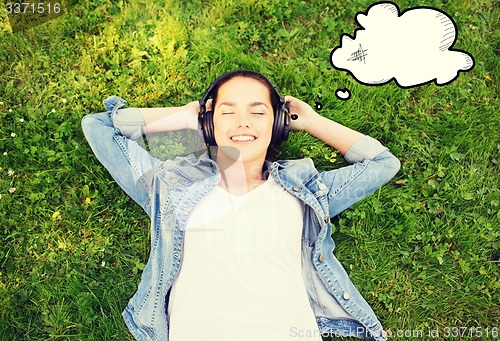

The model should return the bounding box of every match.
[185,98,212,114]
[184,101,200,113]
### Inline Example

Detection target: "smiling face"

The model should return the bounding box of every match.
[212,76,275,165]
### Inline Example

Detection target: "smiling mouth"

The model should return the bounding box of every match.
[230,135,256,142]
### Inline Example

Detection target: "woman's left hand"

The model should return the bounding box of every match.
[285,95,320,132]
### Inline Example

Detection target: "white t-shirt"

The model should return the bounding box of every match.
[167,174,322,341]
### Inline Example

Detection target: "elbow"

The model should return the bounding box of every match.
[81,114,100,142]
[383,152,401,184]
[81,112,113,144]
[370,150,401,185]
[81,114,93,140]
[389,153,401,175]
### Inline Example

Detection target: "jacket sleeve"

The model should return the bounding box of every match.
[319,135,401,218]
[81,96,162,216]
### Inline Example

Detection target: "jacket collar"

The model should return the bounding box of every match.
[157,153,318,189]
[266,158,317,188]
[157,151,219,183]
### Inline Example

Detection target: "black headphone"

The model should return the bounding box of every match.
[198,71,291,147]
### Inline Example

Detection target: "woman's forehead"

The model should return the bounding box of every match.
[217,101,270,109]
[217,77,272,103]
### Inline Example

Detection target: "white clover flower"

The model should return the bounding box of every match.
[8,187,16,194]
[101,260,106,267]
[10,132,16,137]
[8,109,12,113]
[51,109,56,113]
[0,102,4,105]
[0,194,2,199]
[2,152,7,156]
[62,98,67,103]
[19,118,24,122]
[7,169,14,176]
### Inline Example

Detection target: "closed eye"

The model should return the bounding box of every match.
[222,112,235,115]
[252,112,264,115]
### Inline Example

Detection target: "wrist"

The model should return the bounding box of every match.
[183,101,200,112]
[301,110,323,134]
[185,107,199,130]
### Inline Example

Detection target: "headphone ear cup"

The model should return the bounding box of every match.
[281,104,290,142]
[203,110,217,146]
[271,104,290,145]
[271,107,282,145]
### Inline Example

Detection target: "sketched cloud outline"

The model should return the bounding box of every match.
[330,1,475,88]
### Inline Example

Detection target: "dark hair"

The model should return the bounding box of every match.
[210,70,279,115]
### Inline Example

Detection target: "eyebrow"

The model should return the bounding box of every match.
[217,101,270,109]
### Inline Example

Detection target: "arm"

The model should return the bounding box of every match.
[285,96,400,217]
[139,101,200,133]
[320,145,401,217]
[81,96,199,215]
[113,101,200,139]
[285,95,364,155]
[82,111,159,216]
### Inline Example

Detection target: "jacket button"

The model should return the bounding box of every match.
[171,178,179,185]
[324,216,330,223]
[343,292,350,300]
[318,254,325,262]
[292,186,300,192]
[318,182,327,191]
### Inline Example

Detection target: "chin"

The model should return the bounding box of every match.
[218,146,241,161]
[217,146,265,163]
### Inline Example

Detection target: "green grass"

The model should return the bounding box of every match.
[0,0,498,340]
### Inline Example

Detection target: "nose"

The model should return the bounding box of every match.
[236,112,251,128]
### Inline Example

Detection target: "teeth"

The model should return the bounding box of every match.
[231,135,255,141]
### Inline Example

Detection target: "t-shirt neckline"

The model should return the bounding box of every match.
[215,174,274,199]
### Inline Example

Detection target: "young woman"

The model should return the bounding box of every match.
[82,70,400,341]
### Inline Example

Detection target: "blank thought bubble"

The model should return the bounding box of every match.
[330,2,475,88]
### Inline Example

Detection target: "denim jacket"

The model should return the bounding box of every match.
[81,96,400,341]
